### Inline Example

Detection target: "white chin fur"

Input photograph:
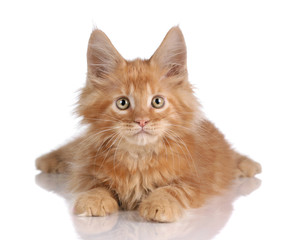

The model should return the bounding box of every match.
[126,133,158,146]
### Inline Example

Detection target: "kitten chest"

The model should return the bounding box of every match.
[109,164,176,210]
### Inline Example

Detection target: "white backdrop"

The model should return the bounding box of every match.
[0,1,285,240]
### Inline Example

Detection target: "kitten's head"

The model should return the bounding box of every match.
[78,27,201,147]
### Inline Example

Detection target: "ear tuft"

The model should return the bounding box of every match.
[150,27,187,77]
[87,29,124,80]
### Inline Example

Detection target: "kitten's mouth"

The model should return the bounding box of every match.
[125,128,158,146]
[135,129,151,135]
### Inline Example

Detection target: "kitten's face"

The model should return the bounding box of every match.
[111,74,168,146]
[78,27,200,147]
[97,61,180,146]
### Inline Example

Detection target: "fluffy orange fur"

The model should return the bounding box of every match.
[36,27,261,222]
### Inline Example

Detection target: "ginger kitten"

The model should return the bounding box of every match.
[36,27,261,222]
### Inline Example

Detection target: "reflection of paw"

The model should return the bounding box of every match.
[238,177,262,196]
[74,189,118,217]
[237,158,262,178]
[72,212,119,236]
[36,153,66,173]
[139,194,183,222]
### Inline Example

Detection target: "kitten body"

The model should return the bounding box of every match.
[36,27,261,222]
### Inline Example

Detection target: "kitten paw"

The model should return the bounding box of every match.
[74,188,118,217]
[139,194,183,222]
[237,157,262,178]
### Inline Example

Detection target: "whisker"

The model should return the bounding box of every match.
[166,122,222,141]
[162,136,176,172]
[92,132,115,175]
[164,129,200,182]
[83,127,119,145]
[97,133,122,173]
[113,135,124,179]
[161,136,168,165]
[94,132,119,159]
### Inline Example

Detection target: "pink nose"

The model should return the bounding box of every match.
[135,119,149,127]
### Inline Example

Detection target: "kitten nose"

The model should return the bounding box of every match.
[135,119,149,127]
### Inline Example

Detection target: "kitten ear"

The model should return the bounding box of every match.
[87,29,125,81]
[150,27,187,77]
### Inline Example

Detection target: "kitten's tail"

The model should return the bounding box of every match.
[36,138,80,173]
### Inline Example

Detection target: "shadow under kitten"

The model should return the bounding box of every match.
[35,173,261,240]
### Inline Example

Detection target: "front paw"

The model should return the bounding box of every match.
[74,188,118,217]
[139,193,183,222]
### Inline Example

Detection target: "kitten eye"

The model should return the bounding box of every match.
[116,97,130,110]
[151,96,165,109]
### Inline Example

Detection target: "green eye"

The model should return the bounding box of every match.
[151,96,165,109]
[116,97,130,110]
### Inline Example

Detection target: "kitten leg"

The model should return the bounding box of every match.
[36,138,79,173]
[233,152,262,178]
[139,185,202,223]
[74,188,118,217]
